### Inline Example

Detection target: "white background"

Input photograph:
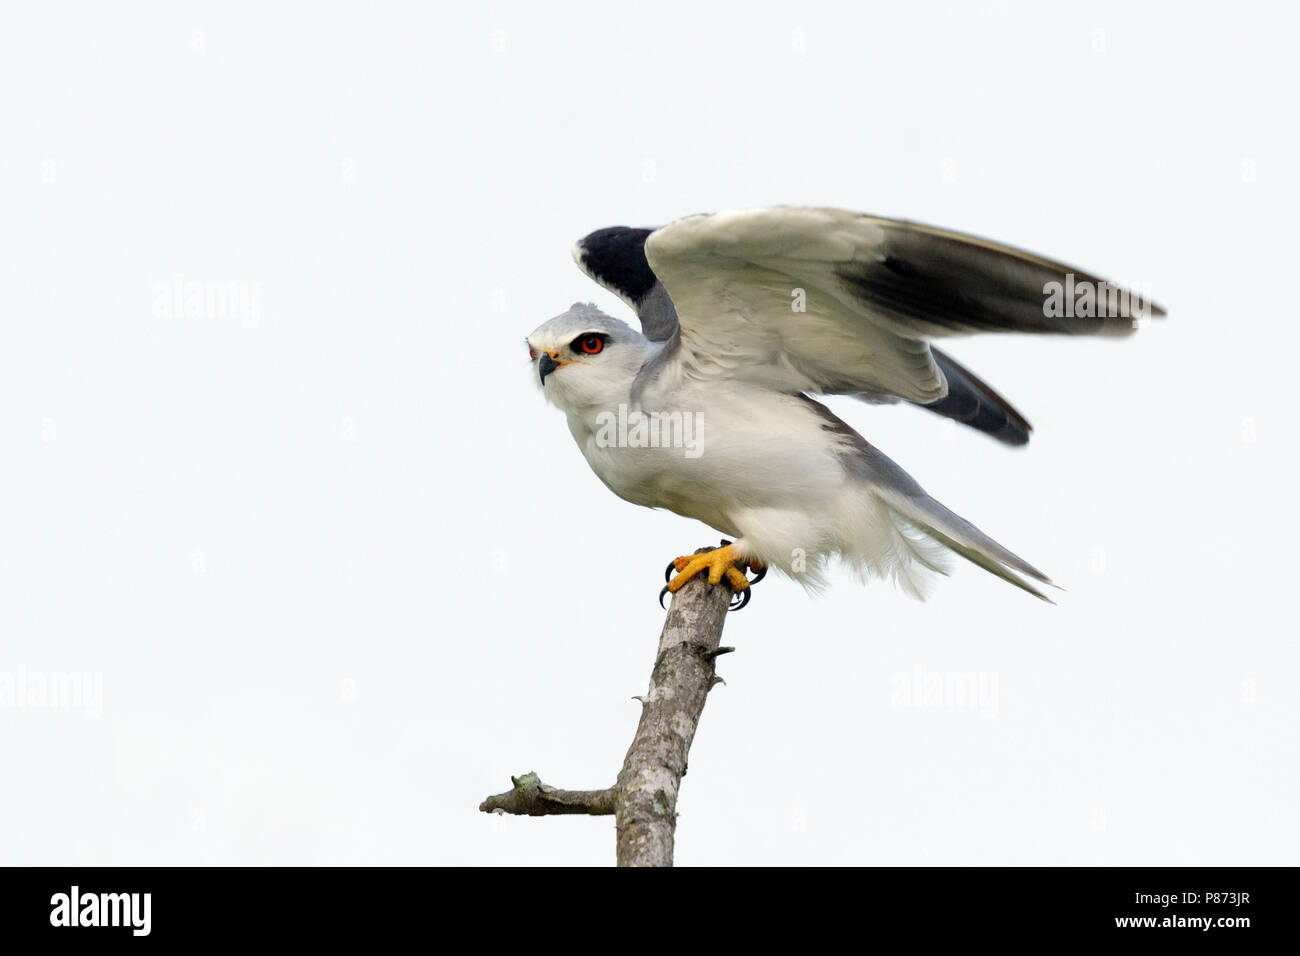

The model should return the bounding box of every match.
[2,1,1296,865]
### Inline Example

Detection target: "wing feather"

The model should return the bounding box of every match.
[572,206,1162,445]
[644,207,1162,404]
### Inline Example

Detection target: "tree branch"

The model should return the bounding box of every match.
[478,773,616,816]
[478,546,735,866]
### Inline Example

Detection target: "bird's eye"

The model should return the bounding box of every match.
[575,334,605,355]
[528,347,537,361]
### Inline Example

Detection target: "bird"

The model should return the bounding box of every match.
[525,206,1162,606]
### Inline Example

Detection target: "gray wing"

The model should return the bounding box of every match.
[574,218,1037,446]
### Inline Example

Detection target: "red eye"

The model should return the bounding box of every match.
[578,335,604,355]
[528,347,537,360]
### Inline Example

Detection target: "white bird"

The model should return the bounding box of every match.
[525,207,1162,606]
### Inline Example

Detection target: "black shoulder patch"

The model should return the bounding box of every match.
[575,226,660,306]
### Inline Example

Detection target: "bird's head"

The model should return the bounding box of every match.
[525,303,645,410]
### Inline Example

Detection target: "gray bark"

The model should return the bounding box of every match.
[478,547,735,866]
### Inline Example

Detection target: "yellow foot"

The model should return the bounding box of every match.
[664,544,752,595]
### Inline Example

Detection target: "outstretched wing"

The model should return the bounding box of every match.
[646,207,1163,400]
[574,207,1162,445]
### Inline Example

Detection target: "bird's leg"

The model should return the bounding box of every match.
[665,543,751,595]
[659,539,769,612]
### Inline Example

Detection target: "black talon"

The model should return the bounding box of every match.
[748,565,767,586]
[658,584,671,609]
[664,560,677,583]
[728,587,751,611]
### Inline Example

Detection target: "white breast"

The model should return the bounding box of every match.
[566,379,849,539]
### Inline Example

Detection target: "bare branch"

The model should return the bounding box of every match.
[615,556,733,866]
[478,546,736,866]
[479,772,616,816]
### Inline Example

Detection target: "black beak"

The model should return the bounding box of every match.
[538,353,559,384]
